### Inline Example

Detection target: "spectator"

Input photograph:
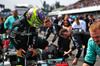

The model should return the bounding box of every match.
[0,17,4,62]
[64,14,72,24]
[89,14,95,25]
[58,15,64,26]
[63,20,71,30]
[52,16,56,22]
[0,17,6,34]
[79,16,86,32]
[3,16,7,22]
[53,16,59,24]
[58,19,63,27]
[72,17,82,30]
[83,22,100,66]
[50,17,53,24]
[0,17,6,62]
[4,10,21,49]
[84,14,90,32]
[0,17,4,37]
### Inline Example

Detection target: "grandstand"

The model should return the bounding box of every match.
[62,0,99,11]
[48,0,100,20]
[48,7,65,16]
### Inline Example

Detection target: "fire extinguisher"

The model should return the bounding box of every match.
[3,33,9,49]
[56,55,69,66]
[56,62,68,66]
[3,40,9,52]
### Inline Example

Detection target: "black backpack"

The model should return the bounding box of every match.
[42,44,59,59]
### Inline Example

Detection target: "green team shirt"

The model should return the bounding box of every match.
[4,15,21,49]
[4,15,21,30]
[85,37,100,64]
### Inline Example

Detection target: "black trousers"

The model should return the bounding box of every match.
[58,37,71,58]
[71,32,90,58]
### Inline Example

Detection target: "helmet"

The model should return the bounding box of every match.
[26,7,45,28]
